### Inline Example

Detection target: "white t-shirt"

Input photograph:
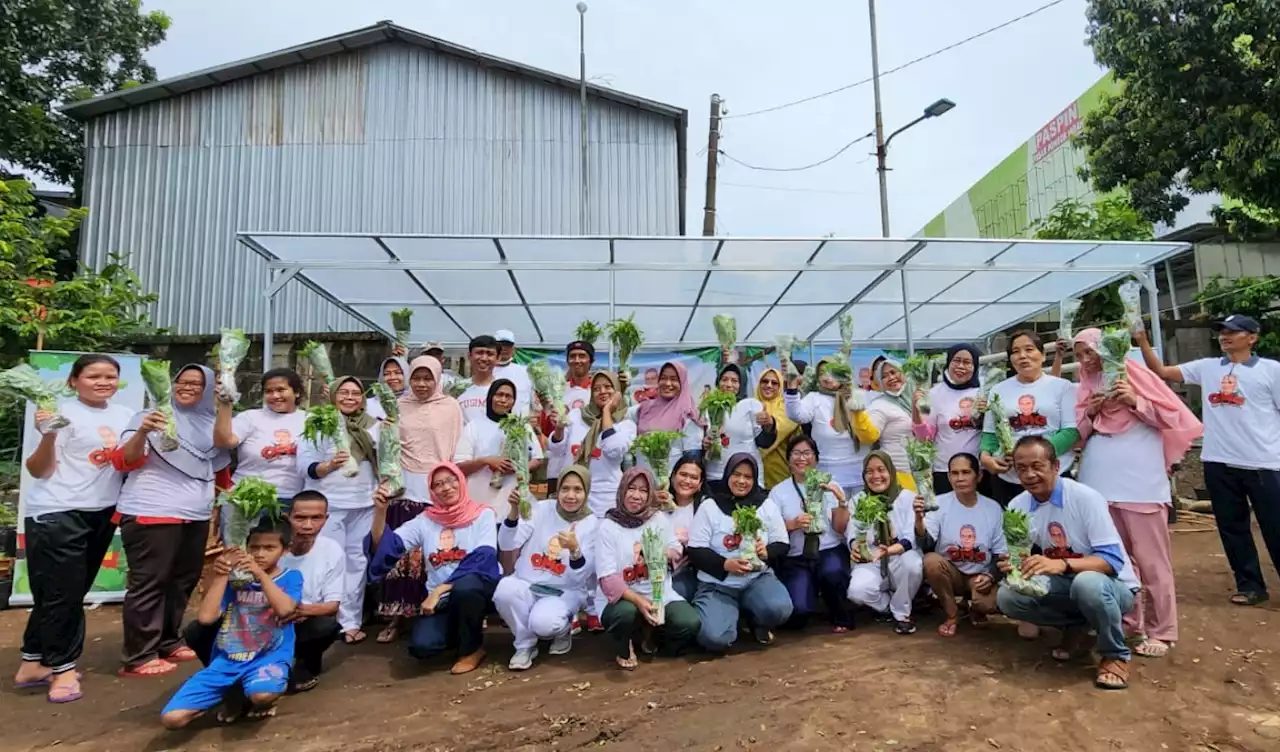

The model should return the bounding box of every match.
[498,498,599,594]
[117,449,217,521]
[546,408,636,518]
[627,406,705,473]
[281,536,344,605]
[687,498,789,589]
[1180,356,1280,470]
[783,391,867,488]
[922,385,983,472]
[454,417,543,518]
[1077,420,1171,503]
[25,399,135,518]
[231,408,307,499]
[389,508,498,589]
[922,492,1008,576]
[296,424,380,510]
[493,362,535,416]
[865,394,913,472]
[664,502,698,564]
[769,476,843,556]
[845,489,916,549]
[704,398,765,482]
[982,374,1077,483]
[593,513,685,615]
[1009,479,1140,590]
[563,382,591,415]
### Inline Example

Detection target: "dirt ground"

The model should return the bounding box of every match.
[3,525,1279,752]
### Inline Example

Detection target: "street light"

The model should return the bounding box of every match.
[577,2,589,235]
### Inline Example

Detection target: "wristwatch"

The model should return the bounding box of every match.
[1061,559,1073,576]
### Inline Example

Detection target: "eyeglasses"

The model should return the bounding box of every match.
[430,475,460,490]
[790,450,816,460]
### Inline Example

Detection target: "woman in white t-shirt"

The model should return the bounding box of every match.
[453,379,543,522]
[979,330,1079,506]
[1074,328,1201,658]
[657,455,706,601]
[547,371,635,518]
[214,367,307,505]
[783,358,869,495]
[493,465,599,671]
[115,364,230,678]
[297,375,381,644]
[912,344,985,494]
[846,451,924,635]
[16,354,134,704]
[701,365,772,484]
[855,359,918,492]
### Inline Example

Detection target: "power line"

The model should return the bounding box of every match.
[719,132,874,172]
[720,181,867,196]
[724,0,1068,120]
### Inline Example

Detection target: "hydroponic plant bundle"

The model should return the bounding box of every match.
[731,505,765,572]
[391,309,413,351]
[904,436,938,511]
[1118,279,1144,333]
[575,320,603,344]
[606,313,643,378]
[302,403,360,478]
[988,393,1016,459]
[216,328,250,403]
[1059,297,1083,341]
[140,359,180,451]
[218,477,282,587]
[632,430,683,510]
[1003,508,1049,597]
[802,467,832,559]
[299,341,335,385]
[497,413,533,519]
[1098,327,1133,392]
[641,526,667,625]
[528,360,568,427]
[369,382,403,495]
[699,389,738,462]
[713,314,737,355]
[0,364,69,432]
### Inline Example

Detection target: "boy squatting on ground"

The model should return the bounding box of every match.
[160,518,302,729]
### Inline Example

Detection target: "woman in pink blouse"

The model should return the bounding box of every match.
[911,344,987,494]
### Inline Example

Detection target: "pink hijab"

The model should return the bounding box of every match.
[636,361,700,433]
[1073,328,1201,470]
[423,462,486,528]
[398,356,464,474]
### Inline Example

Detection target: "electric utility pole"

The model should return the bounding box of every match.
[702,93,722,236]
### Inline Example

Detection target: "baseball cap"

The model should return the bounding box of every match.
[495,329,516,344]
[1212,314,1261,334]
[423,340,444,353]
[567,340,595,359]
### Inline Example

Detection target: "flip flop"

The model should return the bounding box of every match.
[937,619,959,638]
[47,676,84,704]
[164,646,198,663]
[1133,639,1172,658]
[1230,591,1269,606]
[17,670,81,689]
[343,630,367,645]
[118,658,178,677]
[376,624,398,644]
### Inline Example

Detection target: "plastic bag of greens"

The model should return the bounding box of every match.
[699,390,737,461]
[1097,327,1133,392]
[1059,297,1083,342]
[774,334,803,382]
[528,360,568,427]
[641,526,667,625]
[713,314,737,361]
[391,309,413,352]
[216,328,250,404]
[1003,509,1049,597]
[445,378,470,399]
[302,403,360,478]
[801,467,832,558]
[901,354,934,414]
[497,414,533,519]
[988,393,1016,460]
[851,491,890,563]
[140,360,180,451]
[0,364,70,433]
[299,341,335,385]
[976,366,1005,415]
[904,437,938,511]
[1119,279,1144,333]
[369,382,404,495]
[218,477,282,587]
[731,505,765,571]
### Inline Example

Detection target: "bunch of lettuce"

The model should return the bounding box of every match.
[1118,279,1144,333]
[851,491,890,562]
[218,477,282,587]
[774,334,802,382]
[632,430,683,509]
[528,360,568,427]
[391,309,413,351]
[1003,509,1049,597]
[606,313,643,378]
[1059,297,1083,341]
[901,354,934,414]
[216,328,250,403]
[801,467,832,559]
[369,382,403,496]
[837,313,855,360]
[0,364,70,432]
[299,341,335,386]
[1098,327,1133,392]
[641,526,667,625]
[302,403,360,477]
[713,313,737,356]
[904,437,938,511]
[699,389,737,461]
[988,393,1016,459]
[731,505,765,571]
[140,360,180,451]
[976,365,1005,414]
[575,319,603,344]
[497,413,533,519]
[445,378,470,399]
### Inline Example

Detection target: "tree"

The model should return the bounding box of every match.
[1077,1,1280,225]
[0,0,171,188]
[1033,194,1154,327]
[1195,275,1280,358]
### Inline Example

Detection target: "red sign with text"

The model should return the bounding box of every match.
[1034,101,1082,163]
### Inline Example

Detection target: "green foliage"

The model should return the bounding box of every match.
[0,0,171,188]
[1195,275,1280,357]
[1078,1,1280,224]
[1210,203,1280,242]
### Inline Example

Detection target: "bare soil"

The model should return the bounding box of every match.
[3,523,1279,752]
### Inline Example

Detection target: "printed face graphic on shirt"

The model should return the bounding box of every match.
[89,426,119,467]
[1209,372,1246,407]
[622,540,650,583]
[438,529,456,551]
[261,429,298,460]
[859,368,872,390]
[945,523,987,563]
[1008,394,1048,430]
[530,534,569,575]
[959,524,976,550]
[949,397,980,431]
[428,528,466,567]
[1044,521,1080,559]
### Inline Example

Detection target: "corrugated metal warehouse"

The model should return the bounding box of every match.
[63,21,688,335]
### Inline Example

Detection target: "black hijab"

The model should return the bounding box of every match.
[943,344,982,389]
[711,452,768,515]
[485,378,517,423]
[717,363,746,400]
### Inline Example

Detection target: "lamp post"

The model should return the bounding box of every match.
[577,2,589,236]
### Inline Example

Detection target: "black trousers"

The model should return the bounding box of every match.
[20,508,117,673]
[1204,462,1280,596]
[120,517,209,668]
[406,574,495,660]
[184,614,341,682]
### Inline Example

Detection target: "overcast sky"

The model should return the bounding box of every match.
[128,0,1103,237]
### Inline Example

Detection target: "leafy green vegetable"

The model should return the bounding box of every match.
[904,437,938,510]
[497,413,533,519]
[141,359,179,451]
[851,491,892,561]
[0,364,69,431]
[989,393,1016,459]
[731,505,764,571]
[445,378,471,399]
[837,313,854,359]
[1003,508,1049,597]
[302,403,359,477]
[219,477,283,587]
[377,420,404,496]
[641,526,667,624]
[976,366,1005,415]
[369,382,399,423]
[802,468,832,534]
[605,313,643,377]
[774,334,803,381]
[632,430,684,506]
[823,359,854,385]
[299,341,335,384]
[575,319,603,344]
[698,389,738,461]
[216,328,250,403]
[1098,327,1133,391]
[1059,297,1083,341]
[391,309,413,350]
[528,360,568,427]
[713,314,737,352]
[901,354,934,414]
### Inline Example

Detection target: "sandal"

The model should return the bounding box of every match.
[47,675,84,704]
[118,658,178,677]
[343,630,367,645]
[1230,591,1269,606]
[291,676,320,692]
[1094,657,1130,690]
[245,704,278,720]
[832,625,851,634]
[937,619,958,638]
[376,624,399,644]
[893,619,917,636]
[616,644,638,671]
[1133,639,1172,658]
[754,627,775,646]
[164,646,198,663]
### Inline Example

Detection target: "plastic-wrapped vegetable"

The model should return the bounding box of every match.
[1097,327,1133,392]
[369,382,403,495]
[302,403,360,478]
[1003,509,1049,597]
[391,309,413,351]
[1118,279,1144,333]
[801,467,832,558]
[1059,297,1083,341]
[901,354,934,415]
[606,313,643,378]
[851,491,891,562]
[976,366,1005,415]
[731,505,765,571]
[216,328,250,403]
[904,437,938,511]
[528,360,568,427]
[575,320,603,344]
[988,393,1016,459]
[774,334,802,381]
[140,360,180,452]
[299,341,335,385]
[0,364,70,432]
[641,526,667,625]
[218,477,282,587]
[497,414,533,519]
[632,430,683,509]
[699,390,737,461]
[837,313,855,360]
[713,313,737,356]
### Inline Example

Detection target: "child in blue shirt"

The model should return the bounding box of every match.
[161,518,303,729]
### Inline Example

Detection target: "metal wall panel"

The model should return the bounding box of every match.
[78,43,682,334]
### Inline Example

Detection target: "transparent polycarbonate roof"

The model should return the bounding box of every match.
[237,234,1190,350]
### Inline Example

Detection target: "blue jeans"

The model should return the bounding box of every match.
[692,570,793,652]
[407,574,496,661]
[997,571,1136,661]
[672,568,699,602]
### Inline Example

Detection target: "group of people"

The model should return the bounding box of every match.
[11,314,1279,725]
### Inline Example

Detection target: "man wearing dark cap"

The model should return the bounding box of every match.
[1136,313,1280,607]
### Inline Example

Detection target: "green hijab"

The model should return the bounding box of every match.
[556,464,594,523]
[575,371,627,466]
[331,376,376,466]
[863,449,903,504]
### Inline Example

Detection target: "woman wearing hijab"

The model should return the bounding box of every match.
[214,368,307,507]
[755,368,802,488]
[1074,328,1201,658]
[368,462,499,675]
[911,345,985,494]
[784,358,870,495]
[702,364,774,484]
[374,355,464,644]
[854,359,917,492]
[113,364,230,677]
[844,451,924,635]
[595,468,701,670]
[454,379,543,519]
[771,435,853,632]
[366,355,409,420]
[548,371,636,518]
[298,376,380,644]
[630,361,705,471]
[687,454,793,651]
[494,465,599,670]
[660,455,706,600]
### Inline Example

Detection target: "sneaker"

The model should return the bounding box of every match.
[571,619,583,636]
[753,627,775,646]
[549,632,573,656]
[893,619,917,636]
[508,646,538,671]
[584,615,604,633]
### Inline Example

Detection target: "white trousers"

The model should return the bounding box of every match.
[492,577,584,650]
[320,506,375,632]
[847,550,924,622]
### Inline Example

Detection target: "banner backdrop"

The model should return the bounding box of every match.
[10,351,147,607]
[515,348,721,405]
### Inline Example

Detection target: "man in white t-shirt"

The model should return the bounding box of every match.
[492,329,534,417]
[996,436,1139,690]
[1136,314,1280,607]
[457,335,502,423]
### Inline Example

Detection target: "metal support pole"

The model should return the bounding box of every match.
[1143,270,1164,361]
[869,0,890,238]
[1164,260,1180,320]
[263,268,278,371]
[608,267,616,369]
[900,270,915,356]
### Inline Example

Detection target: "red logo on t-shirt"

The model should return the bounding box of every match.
[261,430,297,460]
[530,552,568,576]
[723,533,742,550]
[945,524,987,563]
[1208,373,1246,407]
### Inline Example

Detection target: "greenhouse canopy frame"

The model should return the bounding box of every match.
[236,233,1189,360]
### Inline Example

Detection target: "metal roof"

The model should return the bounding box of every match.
[60,20,687,124]
[238,233,1190,354]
